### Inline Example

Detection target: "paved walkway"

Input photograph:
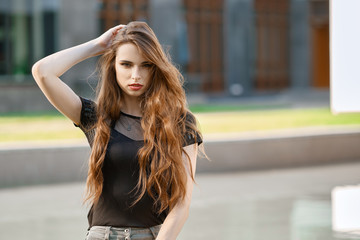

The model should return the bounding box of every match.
[1,162,360,240]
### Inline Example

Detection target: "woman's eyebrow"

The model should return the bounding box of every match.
[119,60,151,64]
[119,60,132,63]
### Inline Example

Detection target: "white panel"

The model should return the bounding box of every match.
[330,0,360,113]
[332,185,360,233]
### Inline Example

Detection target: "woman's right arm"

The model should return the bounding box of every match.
[32,25,124,125]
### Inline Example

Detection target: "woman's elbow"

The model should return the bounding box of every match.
[32,61,47,83]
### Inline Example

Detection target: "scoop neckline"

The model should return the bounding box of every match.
[112,127,144,142]
[120,111,142,119]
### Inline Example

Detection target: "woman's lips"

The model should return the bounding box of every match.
[129,83,143,91]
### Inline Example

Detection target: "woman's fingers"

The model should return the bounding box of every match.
[111,24,126,35]
[106,24,126,44]
[94,24,127,53]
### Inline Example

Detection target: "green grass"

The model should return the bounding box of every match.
[1,107,360,142]
[195,108,360,134]
[0,111,84,142]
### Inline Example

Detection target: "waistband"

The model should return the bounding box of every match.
[90,224,161,232]
[87,224,162,240]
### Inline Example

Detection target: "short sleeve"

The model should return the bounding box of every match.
[74,96,97,146]
[183,112,203,147]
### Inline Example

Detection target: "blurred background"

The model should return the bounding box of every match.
[0,0,331,108]
[1,0,360,239]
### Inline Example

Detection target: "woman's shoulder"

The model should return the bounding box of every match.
[182,110,202,146]
[74,96,97,130]
[184,110,196,124]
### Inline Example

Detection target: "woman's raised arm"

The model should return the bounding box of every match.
[32,25,125,125]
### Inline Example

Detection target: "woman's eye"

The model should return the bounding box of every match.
[121,63,131,67]
[143,63,153,68]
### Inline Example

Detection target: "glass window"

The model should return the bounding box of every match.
[0,0,58,83]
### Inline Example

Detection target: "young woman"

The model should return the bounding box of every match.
[32,21,203,240]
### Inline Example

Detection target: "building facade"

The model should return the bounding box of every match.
[0,0,329,112]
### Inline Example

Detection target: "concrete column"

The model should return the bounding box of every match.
[58,0,98,49]
[290,0,311,89]
[149,0,183,62]
[224,0,255,96]
[58,0,98,96]
[149,0,197,92]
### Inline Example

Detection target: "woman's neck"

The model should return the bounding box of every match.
[121,96,142,117]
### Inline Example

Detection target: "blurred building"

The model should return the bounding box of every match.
[0,0,329,112]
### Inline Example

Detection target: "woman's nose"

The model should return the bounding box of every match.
[131,66,141,80]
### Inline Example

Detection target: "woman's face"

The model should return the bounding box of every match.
[115,43,152,100]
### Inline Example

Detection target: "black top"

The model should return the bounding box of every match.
[74,97,202,228]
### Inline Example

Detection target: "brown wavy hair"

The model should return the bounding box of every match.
[84,21,202,213]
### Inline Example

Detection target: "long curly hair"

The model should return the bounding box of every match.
[84,21,202,213]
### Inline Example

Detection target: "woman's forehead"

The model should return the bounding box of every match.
[115,43,148,63]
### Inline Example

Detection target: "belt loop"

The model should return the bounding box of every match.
[149,225,161,238]
[105,226,111,240]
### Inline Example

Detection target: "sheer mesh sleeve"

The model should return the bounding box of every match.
[183,112,203,147]
[74,96,97,146]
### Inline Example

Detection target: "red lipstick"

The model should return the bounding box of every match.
[129,83,143,91]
